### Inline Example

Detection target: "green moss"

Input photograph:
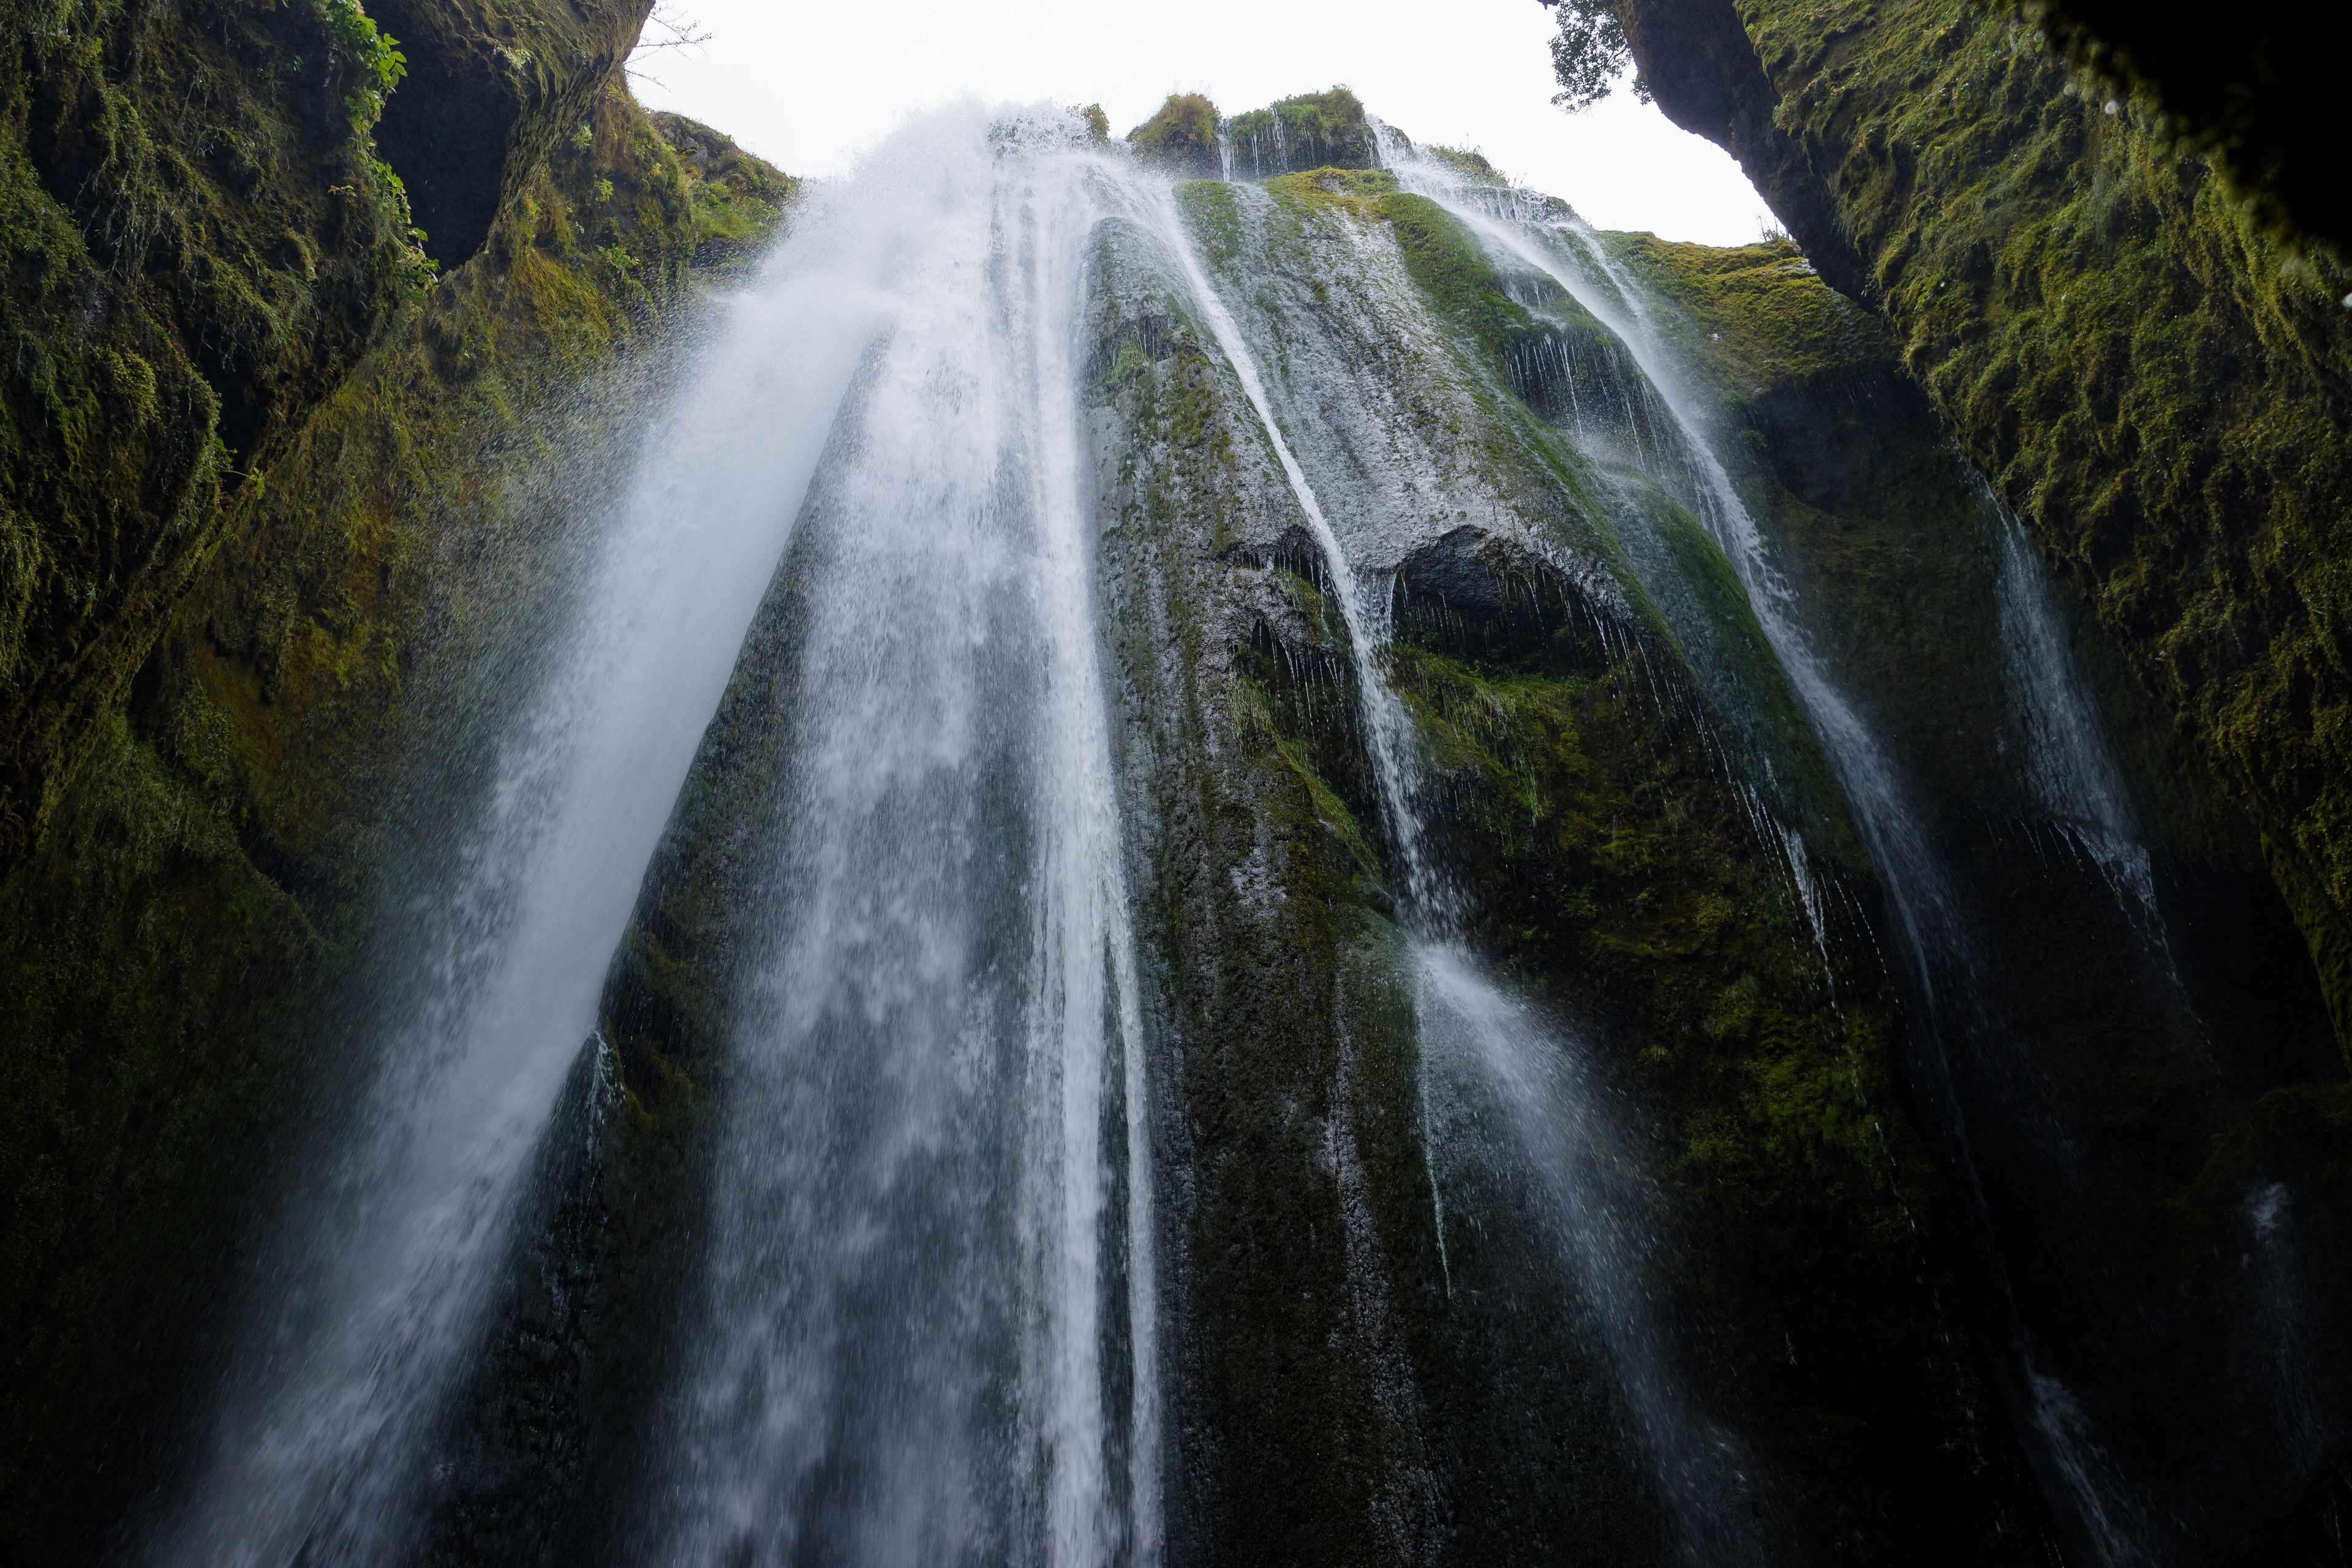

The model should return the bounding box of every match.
[1724,0,2352,1055]
[1420,144,1504,183]
[1262,165,1396,206]
[1387,627,2042,1561]
[1378,191,1538,358]
[1605,231,1887,395]
[0,71,761,1552]
[1172,176,1244,271]
[1125,91,1221,175]
[1328,188,1855,864]
[1225,86,1377,175]
[0,0,437,861]
[649,112,800,274]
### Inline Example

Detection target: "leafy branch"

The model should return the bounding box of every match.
[1538,0,1652,113]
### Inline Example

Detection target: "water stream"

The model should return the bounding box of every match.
[1150,162,1767,1566]
[1376,132,2191,1564]
[642,106,1159,1567]
[151,104,1161,1568]
[152,211,882,1568]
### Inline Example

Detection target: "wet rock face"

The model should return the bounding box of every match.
[0,58,753,1561]
[1613,183,2351,1567]
[1608,0,2352,1061]
[0,0,655,867]
[1389,526,1604,674]
[368,0,656,267]
[0,0,416,864]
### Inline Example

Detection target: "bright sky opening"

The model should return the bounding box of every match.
[625,0,1773,244]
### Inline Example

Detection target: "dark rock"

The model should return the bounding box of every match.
[368,1,655,268]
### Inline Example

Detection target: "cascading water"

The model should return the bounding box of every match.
[113,81,2340,1568]
[148,221,883,1568]
[1147,167,1768,1565]
[1988,500,2168,945]
[147,103,1165,1568]
[641,106,1159,1567]
[1373,130,2316,1566]
[1408,945,1768,1565]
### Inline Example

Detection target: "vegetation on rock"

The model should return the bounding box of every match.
[1598,104,2351,1559]
[363,0,657,267]
[1225,86,1379,175]
[2007,0,2352,257]
[650,111,801,273]
[0,35,790,1548]
[1605,0,2352,1065]
[0,0,425,866]
[1126,92,1223,177]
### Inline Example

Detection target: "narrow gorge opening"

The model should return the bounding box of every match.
[4,9,2347,1567]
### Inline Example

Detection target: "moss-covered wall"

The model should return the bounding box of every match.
[1126,92,1223,177]
[1086,245,1455,1565]
[364,0,656,266]
[1357,184,2052,1559]
[1611,228,2349,1553]
[0,51,785,1552]
[649,111,800,274]
[0,0,413,865]
[1079,171,2049,1561]
[1225,87,1379,177]
[0,0,656,872]
[1128,88,1384,183]
[1607,0,2352,1061]
[2011,0,2352,258]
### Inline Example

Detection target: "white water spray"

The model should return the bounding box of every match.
[151,203,883,1568]
[646,105,1159,1568]
[156,103,1164,1568]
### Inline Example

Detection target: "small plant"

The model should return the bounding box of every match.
[312,0,405,132]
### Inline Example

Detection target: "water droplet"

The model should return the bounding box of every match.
[2103,100,2120,116]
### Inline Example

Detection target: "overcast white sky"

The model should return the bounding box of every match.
[625,0,1772,244]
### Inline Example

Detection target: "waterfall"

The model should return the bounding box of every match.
[1145,168,1766,1566]
[148,103,1159,1568]
[1410,945,1768,1566]
[647,106,1159,1566]
[124,85,2321,1568]
[1136,184,1438,915]
[1373,133,2176,1564]
[149,219,880,1568]
[1988,497,2169,946]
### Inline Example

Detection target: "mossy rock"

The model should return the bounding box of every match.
[0,64,778,1555]
[1616,0,2352,1061]
[1126,92,1223,178]
[651,111,801,274]
[1226,86,1378,178]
